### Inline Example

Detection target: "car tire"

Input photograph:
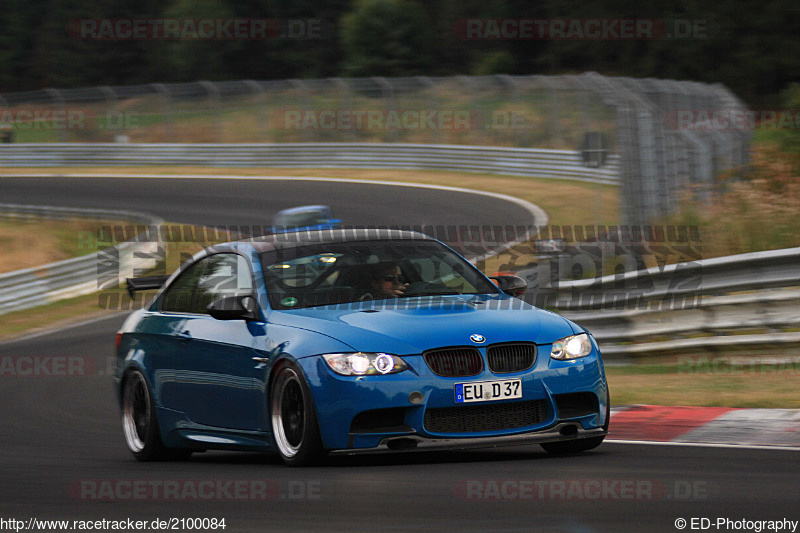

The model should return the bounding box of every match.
[270,362,325,466]
[122,369,190,461]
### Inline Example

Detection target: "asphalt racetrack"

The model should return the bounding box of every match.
[0,175,537,229]
[1,176,798,532]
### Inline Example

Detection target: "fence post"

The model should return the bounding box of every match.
[373,77,396,142]
[99,86,120,142]
[44,88,67,142]
[332,77,353,142]
[199,81,222,143]
[288,79,312,142]
[151,83,175,142]
[416,76,440,144]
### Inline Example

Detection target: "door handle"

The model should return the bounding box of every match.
[176,330,192,342]
[252,357,270,363]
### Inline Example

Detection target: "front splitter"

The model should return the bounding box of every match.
[331,423,607,455]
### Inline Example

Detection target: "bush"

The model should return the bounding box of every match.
[665,142,800,257]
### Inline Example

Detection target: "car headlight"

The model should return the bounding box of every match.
[322,352,408,376]
[550,333,592,360]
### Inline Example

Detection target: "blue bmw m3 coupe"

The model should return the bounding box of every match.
[115,229,609,466]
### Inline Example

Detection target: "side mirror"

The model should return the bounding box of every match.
[207,295,259,321]
[490,275,528,298]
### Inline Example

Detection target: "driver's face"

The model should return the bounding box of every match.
[374,267,408,297]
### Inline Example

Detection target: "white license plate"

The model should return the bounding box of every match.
[455,379,522,403]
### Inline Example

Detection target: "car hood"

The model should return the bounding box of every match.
[267,295,576,355]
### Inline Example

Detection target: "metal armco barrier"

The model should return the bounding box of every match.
[533,247,800,359]
[529,247,800,310]
[0,205,164,315]
[0,143,620,185]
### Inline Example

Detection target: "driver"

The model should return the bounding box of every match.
[368,262,409,298]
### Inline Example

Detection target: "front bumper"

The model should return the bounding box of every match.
[298,346,609,451]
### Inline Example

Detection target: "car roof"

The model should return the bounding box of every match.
[274,205,330,215]
[211,228,436,254]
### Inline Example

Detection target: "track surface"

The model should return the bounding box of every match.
[0,175,533,229]
[1,176,798,532]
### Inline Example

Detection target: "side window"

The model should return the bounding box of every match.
[160,259,206,313]
[161,254,253,314]
[194,254,254,313]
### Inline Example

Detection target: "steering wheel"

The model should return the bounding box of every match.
[402,281,457,296]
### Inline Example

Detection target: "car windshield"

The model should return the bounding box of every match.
[260,239,499,309]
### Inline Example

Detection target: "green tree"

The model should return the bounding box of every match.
[226,0,351,80]
[1,0,168,91]
[340,0,434,76]
[153,0,241,81]
[0,0,38,91]
[27,0,104,89]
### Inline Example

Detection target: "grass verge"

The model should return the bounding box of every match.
[0,215,227,342]
[0,218,128,273]
[606,363,800,408]
[2,166,620,276]
[0,292,120,341]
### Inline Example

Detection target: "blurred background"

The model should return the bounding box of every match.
[1,1,799,366]
[0,0,797,104]
[1,0,798,245]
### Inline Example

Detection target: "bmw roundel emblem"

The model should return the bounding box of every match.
[470,334,486,344]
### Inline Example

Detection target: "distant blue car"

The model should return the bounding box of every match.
[115,230,609,466]
[270,205,341,233]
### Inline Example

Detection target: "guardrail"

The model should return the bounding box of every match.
[0,143,620,185]
[0,204,164,316]
[521,247,800,359]
[530,247,800,310]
